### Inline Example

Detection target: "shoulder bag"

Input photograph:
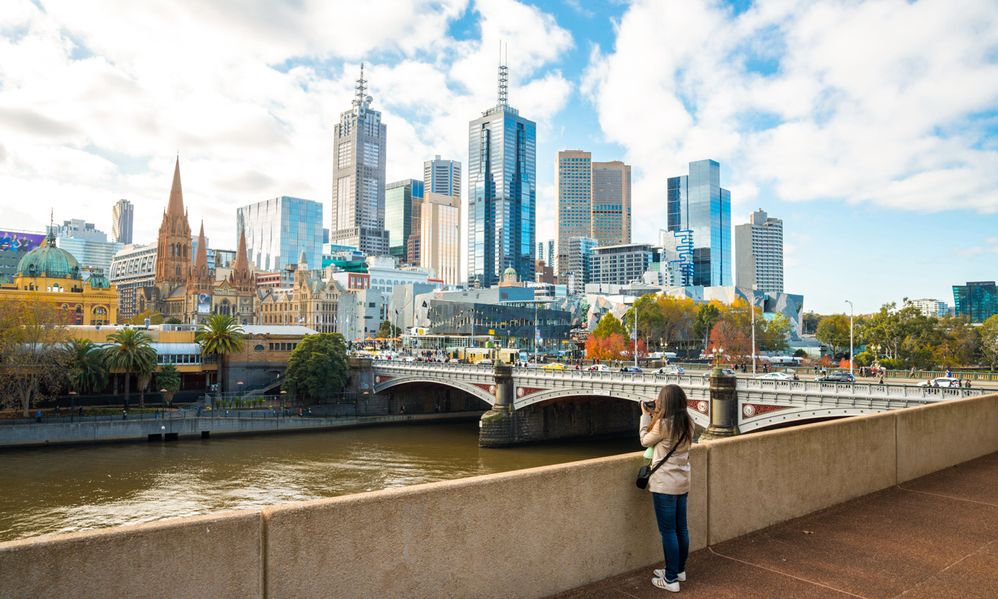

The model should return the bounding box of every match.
[635,439,681,489]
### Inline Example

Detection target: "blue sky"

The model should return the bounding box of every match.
[1,0,996,314]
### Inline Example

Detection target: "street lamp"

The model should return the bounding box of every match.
[750,286,757,375]
[68,390,77,421]
[633,305,639,368]
[845,300,854,376]
[280,389,288,416]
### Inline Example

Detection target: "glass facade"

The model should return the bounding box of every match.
[666,159,731,287]
[952,281,997,324]
[468,104,536,288]
[385,179,424,263]
[236,196,323,283]
[424,156,461,200]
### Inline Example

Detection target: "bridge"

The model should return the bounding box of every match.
[366,360,987,446]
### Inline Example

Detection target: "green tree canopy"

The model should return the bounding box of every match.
[816,314,852,357]
[377,320,401,338]
[284,333,349,402]
[979,315,998,370]
[155,364,181,406]
[63,338,108,395]
[196,314,245,395]
[592,313,627,339]
[102,328,157,408]
[693,302,722,348]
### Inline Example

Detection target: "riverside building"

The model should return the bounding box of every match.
[667,159,732,287]
[735,209,784,293]
[236,196,323,285]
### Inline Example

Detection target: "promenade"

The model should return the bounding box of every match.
[552,452,998,599]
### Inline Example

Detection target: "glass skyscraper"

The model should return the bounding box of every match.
[424,155,461,200]
[385,179,424,264]
[236,196,323,283]
[468,62,536,288]
[952,281,997,323]
[667,159,732,287]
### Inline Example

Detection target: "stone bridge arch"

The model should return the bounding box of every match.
[373,376,496,408]
[513,388,710,429]
[739,405,886,434]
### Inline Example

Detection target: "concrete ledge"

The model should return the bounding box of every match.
[705,410,897,544]
[896,393,998,482]
[0,509,262,599]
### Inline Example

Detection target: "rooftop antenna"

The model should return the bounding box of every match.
[354,62,369,109]
[497,41,508,108]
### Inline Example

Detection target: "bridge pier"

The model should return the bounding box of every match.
[700,366,740,440]
[479,364,518,447]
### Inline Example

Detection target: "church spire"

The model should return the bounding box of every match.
[194,221,208,270]
[166,156,185,217]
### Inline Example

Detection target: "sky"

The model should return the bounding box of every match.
[0,0,996,314]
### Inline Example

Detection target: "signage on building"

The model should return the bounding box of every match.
[0,230,46,282]
[197,293,212,314]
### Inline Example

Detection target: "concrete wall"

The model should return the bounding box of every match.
[0,394,994,599]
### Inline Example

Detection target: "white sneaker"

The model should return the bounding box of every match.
[654,569,686,582]
[651,577,680,592]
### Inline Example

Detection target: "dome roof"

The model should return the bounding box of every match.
[16,234,81,280]
[87,270,109,289]
[503,266,517,276]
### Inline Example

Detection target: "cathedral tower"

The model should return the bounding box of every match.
[155,158,192,286]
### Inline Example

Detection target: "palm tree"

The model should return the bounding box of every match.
[155,364,182,408]
[63,338,108,395]
[196,314,245,397]
[102,328,157,409]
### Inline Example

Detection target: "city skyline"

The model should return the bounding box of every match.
[1,1,996,312]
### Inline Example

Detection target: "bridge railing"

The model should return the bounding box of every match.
[737,378,987,401]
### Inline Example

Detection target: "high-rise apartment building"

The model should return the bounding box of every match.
[51,219,123,276]
[385,179,424,264]
[424,156,461,201]
[555,150,592,277]
[109,243,157,322]
[330,65,389,256]
[419,192,460,285]
[908,298,948,318]
[562,236,597,294]
[735,208,783,293]
[236,196,323,284]
[111,199,133,244]
[591,161,631,246]
[952,281,997,323]
[667,159,732,287]
[590,243,654,286]
[468,60,536,287]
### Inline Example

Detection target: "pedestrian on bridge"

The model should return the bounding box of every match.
[640,384,696,593]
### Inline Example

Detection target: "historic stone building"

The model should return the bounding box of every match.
[147,158,256,324]
[256,253,353,334]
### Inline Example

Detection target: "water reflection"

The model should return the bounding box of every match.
[0,423,638,542]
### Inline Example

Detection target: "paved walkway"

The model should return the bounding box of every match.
[551,452,998,599]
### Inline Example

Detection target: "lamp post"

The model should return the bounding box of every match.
[750,285,758,375]
[533,301,539,364]
[845,300,854,376]
[633,304,639,369]
[280,389,287,417]
[68,390,77,422]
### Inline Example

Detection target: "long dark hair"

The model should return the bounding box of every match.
[649,384,693,446]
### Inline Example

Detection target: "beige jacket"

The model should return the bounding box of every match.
[639,415,693,495]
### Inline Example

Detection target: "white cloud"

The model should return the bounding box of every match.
[0,0,573,286]
[583,0,998,244]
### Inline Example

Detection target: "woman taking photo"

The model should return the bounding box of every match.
[640,384,696,592]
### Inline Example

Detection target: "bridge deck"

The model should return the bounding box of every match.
[550,451,998,599]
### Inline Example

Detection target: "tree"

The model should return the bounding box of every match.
[377,320,400,338]
[708,320,751,363]
[759,314,792,352]
[102,328,157,409]
[196,314,245,396]
[816,314,851,358]
[801,311,821,335]
[0,299,69,416]
[694,302,722,350]
[284,333,349,402]
[980,315,998,370]
[129,309,164,326]
[592,313,627,339]
[155,364,181,407]
[585,332,632,362]
[933,317,978,367]
[62,338,108,395]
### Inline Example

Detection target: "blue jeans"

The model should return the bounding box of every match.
[652,492,689,582]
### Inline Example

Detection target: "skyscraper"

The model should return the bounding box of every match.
[236,196,323,283]
[385,179,424,264]
[424,155,461,201]
[735,209,783,293]
[952,281,997,323]
[420,192,461,285]
[468,59,536,287]
[111,199,133,244]
[591,161,631,246]
[667,159,732,287]
[51,219,123,276]
[330,64,389,256]
[555,150,591,278]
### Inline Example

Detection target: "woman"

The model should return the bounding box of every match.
[640,384,696,592]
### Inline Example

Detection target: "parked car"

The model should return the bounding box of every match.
[587,364,610,372]
[620,366,643,374]
[918,377,961,388]
[756,372,793,381]
[478,358,493,366]
[542,362,566,371]
[720,368,736,376]
[656,366,686,375]
[448,358,459,363]
[816,372,856,383]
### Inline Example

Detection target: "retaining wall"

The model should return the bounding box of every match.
[0,394,994,599]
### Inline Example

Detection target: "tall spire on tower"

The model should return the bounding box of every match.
[353,62,370,110]
[497,41,508,108]
[194,221,208,269]
[167,156,185,217]
[230,226,253,293]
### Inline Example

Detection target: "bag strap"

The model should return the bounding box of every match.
[647,438,682,477]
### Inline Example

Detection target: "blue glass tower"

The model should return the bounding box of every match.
[667,159,731,287]
[468,62,536,288]
[236,196,323,283]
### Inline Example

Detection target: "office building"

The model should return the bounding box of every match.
[909,298,948,318]
[468,60,536,287]
[424,156,461,201]
[330,65,389,256]
[109,243,157,322]
[735,208,783,293]
[51,219,123,277]
[667,159,732,287]
[556,151,592,276]
[236,196,323,284]
[111,199,133,244]
[419,192,460,285]
[591,161,631,246]
[952,281,997,323]
[385,179,424,264]
[591,243,654,286]
[560,236,598,294]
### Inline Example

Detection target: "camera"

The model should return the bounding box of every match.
[642,401,656,411]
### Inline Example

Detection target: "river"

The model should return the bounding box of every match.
[0,421,640,543]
